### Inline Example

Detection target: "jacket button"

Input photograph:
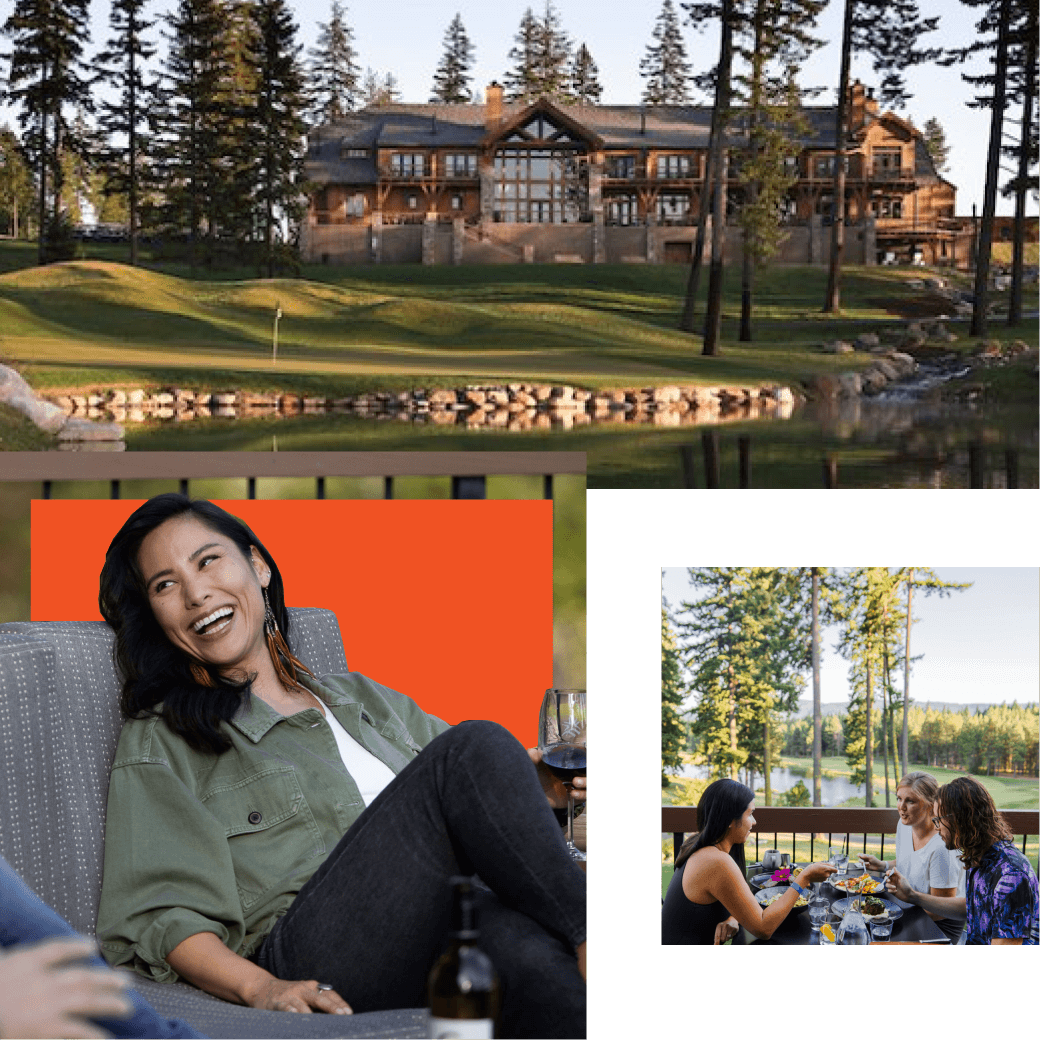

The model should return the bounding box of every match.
[248,811,263,825]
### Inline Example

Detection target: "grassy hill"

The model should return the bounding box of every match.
[3,250,1027,400]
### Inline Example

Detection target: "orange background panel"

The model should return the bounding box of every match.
[31,499,553,746]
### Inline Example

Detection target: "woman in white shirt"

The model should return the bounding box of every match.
[861,771,964,942]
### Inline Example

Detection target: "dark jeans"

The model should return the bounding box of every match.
[256,720,586,1039]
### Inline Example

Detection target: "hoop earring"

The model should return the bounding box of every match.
[263,587,312,688]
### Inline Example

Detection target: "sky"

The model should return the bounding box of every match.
[662,566,1040,708]
[1,0,1032,217]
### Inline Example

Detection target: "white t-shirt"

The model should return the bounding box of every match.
[307,693,397,806]
[894,820,961,895]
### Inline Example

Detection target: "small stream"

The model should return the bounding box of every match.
[870,355,974,403]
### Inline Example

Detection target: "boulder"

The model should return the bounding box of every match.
[838,373,862,398]
[860,367,889,395]
[823,339,854,354]
[854,333,880,352]
[808,374,841,399]
[873,358,902,382]
[0,364,71,434]
[56,418,124,441]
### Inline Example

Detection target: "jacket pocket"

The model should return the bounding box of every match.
[201,765,325,910]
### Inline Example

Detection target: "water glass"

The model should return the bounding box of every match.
[829,845,848,872]
[819,913,842,945]
[870,920,895,945]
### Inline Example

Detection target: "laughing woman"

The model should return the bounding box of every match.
[662,779,835,944]
[94,495,585,1039]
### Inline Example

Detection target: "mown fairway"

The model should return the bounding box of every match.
[1,248,1013,395]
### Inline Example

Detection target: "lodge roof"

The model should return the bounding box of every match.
[305,100,943,186]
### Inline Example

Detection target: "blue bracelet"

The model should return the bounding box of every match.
[790,881,808,897]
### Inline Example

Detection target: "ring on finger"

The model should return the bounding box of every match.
[317,983,334,992]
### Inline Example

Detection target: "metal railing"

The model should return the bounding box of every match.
[0,451,586,502]
[663,805,1040,863]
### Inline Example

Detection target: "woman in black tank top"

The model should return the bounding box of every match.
[662,780,751,945]
[666,782,836,945]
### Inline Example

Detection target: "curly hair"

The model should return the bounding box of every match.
[936,776,1012,869]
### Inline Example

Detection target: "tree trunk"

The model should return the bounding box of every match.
[763,716,772,805]
[739,4,765,343]
[811,567,822,807]
[902,573,913,777]
[1008,18,1036,327]
[823,0,854,313]
[881,648,891,806]
[864,656,873,807]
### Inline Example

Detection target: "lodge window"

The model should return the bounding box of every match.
[345,193,366,217]
[492,147,589,223]
[445,154,477,177]
[606,195,637,225]
[656,155,692,179]
[813,155,849,178]
[343,148,368,159]
[871,197,902,219]
[407,194,418,209]
[451,193,463,210]
[606,155,636,179]
[657,192,690,223]
[872,148,902,178]
[391,153,426,177]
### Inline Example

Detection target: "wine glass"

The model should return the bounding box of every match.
[538,688,586,862]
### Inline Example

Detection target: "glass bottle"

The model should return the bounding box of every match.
[837,894,871,945]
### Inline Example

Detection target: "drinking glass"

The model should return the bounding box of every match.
[819,913,842,945]
[537,688,586,862]
[869,919,893,942]
[837,896,871,945]
[808,888,829,933]
[829,844,848,873]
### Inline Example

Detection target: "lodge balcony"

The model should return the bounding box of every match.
[662,805,1040,867]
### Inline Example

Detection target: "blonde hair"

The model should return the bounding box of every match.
[896,771,939,806]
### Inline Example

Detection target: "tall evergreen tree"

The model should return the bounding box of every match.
[921,116,951,174]
[662,602,688,789]
[503,7,540,101]
[731,0,825,342]
[641,0,692,105]
[0,126,34,238]
[570,43,602,103]
[677,568,809,793]
[249,0,308,277]
[949,0,1037,331]
[3,0,94,263]
[504,1,574,102]
[822,1,941,314]
[308,1,361,122]
[430,13,475,103]
[95,0,158,266]
[153,0,232,269]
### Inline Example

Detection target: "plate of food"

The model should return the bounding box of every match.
[829,872,887,895]
[755,885,809,912]
[830,894,903,922]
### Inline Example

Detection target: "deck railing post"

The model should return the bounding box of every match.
[110,480,120,500]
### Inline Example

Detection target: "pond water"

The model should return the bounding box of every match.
[121,395,1038,490]
[678,762,866,807]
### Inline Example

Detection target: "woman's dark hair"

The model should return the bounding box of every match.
[674,778,753,877]
[936,776,1012,869]
[99,494,299,755]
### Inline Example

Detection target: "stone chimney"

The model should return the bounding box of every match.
[486,81,504,131]
[847,79,879,132]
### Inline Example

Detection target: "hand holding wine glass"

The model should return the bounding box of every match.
[537,688,586,862]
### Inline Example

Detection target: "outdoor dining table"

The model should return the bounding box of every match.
[750,882,950,945]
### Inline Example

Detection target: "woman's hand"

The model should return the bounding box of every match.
[798,861,838,885]
[713,917,739,945]
[527,748,586,809]
[860,853,886,873]
[244,977,352,1015]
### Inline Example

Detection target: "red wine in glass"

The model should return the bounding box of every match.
[541,744,587,784]
[537,689,586,861]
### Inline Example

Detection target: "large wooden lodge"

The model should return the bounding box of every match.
[302,80,971,268]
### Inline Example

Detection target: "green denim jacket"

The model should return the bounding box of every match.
[96,672,449,981]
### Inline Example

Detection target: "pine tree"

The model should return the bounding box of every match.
[430,13,475,103]
[640,0,692,105]
[504,2,574,102]
[731,0,825,342]
[0,127,34,238]
[361,68,401,105]
[677,568,809,792]
[570,43,602,103]
[308,0,361,122]
[95,0,158,266]
[921,116,951,174]
[822,1,941,313]
[662,603,688,788]
[3,0,94,264]
[250,0,308,277]
[153,0,233,270]
[503,8,540,102]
